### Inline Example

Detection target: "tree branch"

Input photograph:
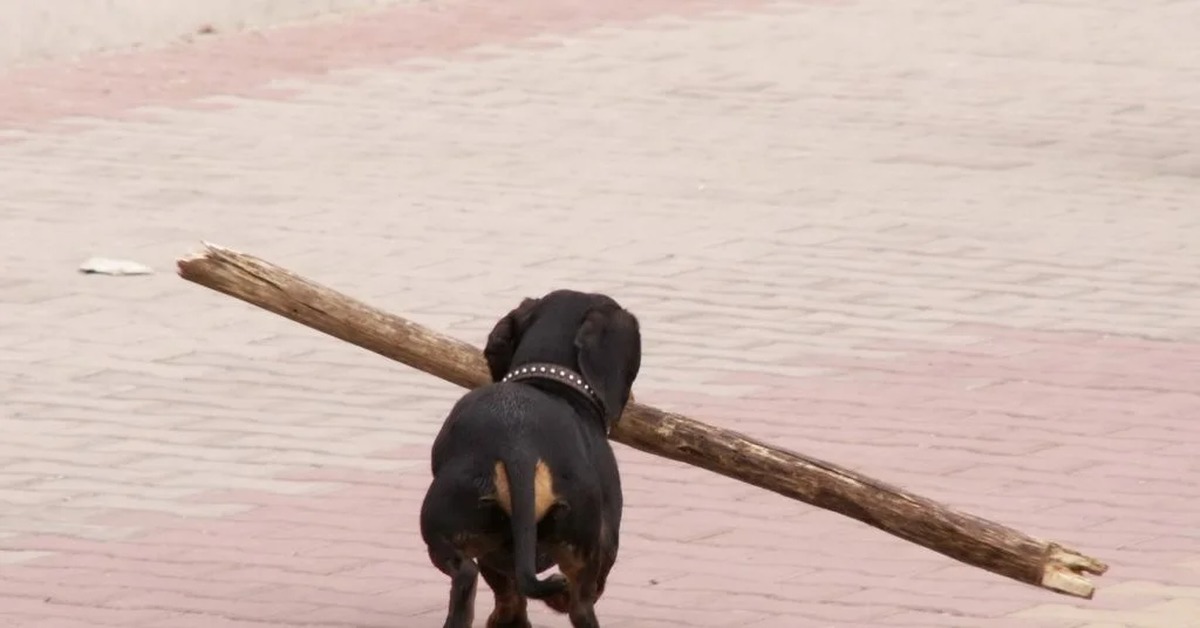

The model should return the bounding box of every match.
[177,242,1107,599]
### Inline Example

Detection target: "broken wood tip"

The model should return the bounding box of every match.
[176,242,236,276]
[177,242,216,264]
[1040,545,1109,599]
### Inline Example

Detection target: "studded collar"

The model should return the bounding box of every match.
[502,362,605,418]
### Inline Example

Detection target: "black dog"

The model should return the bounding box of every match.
[419,289,642,628]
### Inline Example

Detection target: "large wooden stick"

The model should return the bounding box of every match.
[176,242,1107,599]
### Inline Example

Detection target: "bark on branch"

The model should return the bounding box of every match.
[176,242,1108,599]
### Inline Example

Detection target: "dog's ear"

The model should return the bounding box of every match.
[575,304,642,428]
[484,297,541,382]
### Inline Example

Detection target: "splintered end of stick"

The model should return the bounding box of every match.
[177,242,229,266]
[176,242,221,269]
[1040,544,1109,599]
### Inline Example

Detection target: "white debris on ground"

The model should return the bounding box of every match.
[78,257,154,276]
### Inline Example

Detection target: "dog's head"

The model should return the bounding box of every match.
[484,289,642,429]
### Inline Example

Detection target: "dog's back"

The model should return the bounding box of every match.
[444,381,618,519]
[430,382,611,494]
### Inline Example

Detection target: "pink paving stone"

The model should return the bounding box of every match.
[18,620,140,628]
[128,617,338,628]
[0,597,174,626]
[0,0,780,133]
[874,611,1067,628]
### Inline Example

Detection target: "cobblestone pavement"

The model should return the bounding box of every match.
[0,0,417,67]
[2,0,1200,626]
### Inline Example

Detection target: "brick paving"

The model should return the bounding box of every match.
[0,0,417,67]
[2,0,1199,626]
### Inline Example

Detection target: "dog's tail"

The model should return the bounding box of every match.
[501,453,566,602]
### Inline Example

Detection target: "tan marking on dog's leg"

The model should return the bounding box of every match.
[531,460,557,518]
[491,459,559,521]
[492,461,510,511]
[540,545,590,615]
[552,546,588,582]
[480,562,529,628]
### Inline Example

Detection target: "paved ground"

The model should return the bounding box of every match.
[0,0,417,67]
[2,0,1199,626]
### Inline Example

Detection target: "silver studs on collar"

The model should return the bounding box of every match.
[502,364,594,394]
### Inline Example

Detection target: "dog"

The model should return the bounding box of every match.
[419,289,642,628]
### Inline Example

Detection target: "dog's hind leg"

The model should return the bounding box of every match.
[549,547,604,628]
[479,559,532,628]
[565,561,602,628]
[570,520,621,627]
[425,535,478,628]
[421,475,486,628]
